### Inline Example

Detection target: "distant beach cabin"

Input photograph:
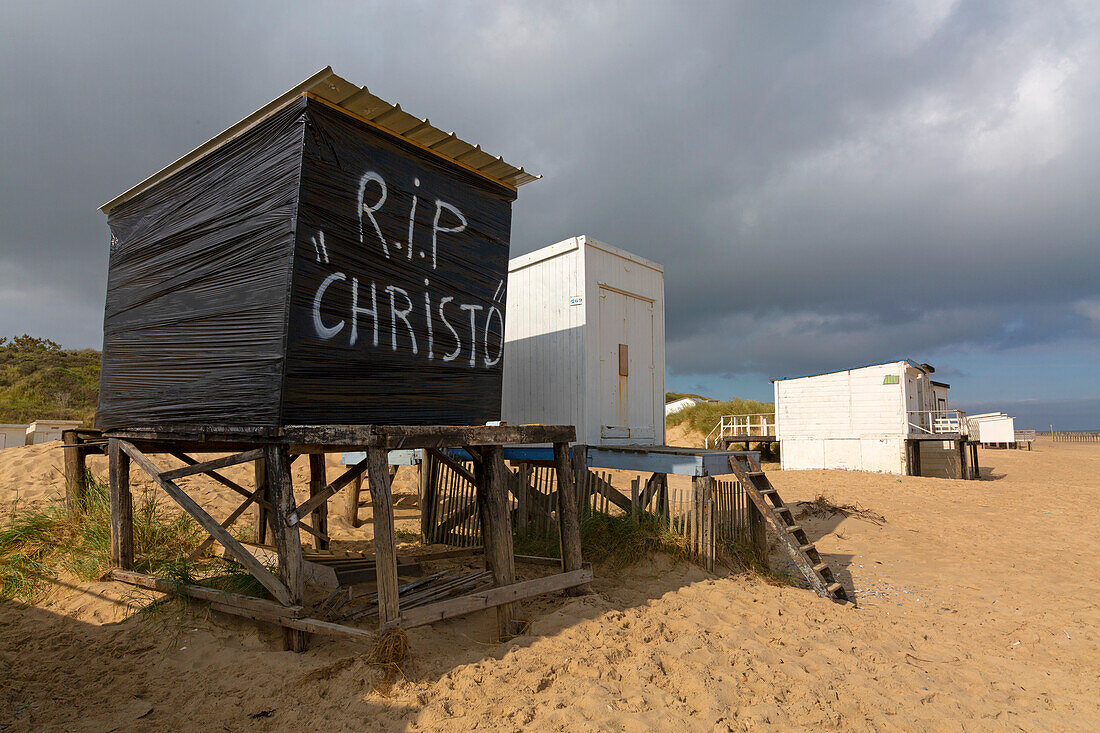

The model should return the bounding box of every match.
[774,360,976,478]
[0,424,28,450]
[24,420,83,445]
[665,398,697,416]
[967,412,1016,446]
[500,235,665,446]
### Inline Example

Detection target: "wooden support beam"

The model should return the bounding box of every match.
[188,484,266,561]
[588,471,631,512]
[366,448,401,629]
[210,603,380,642]
[553,442,586,596]
[290,455,370,526]
[265,444,308,651]
[419,450,436,542]
[308,454,329,550]
[346,475,362,527]
[117,440,292,607]
[254,455,269,544]
[111,569,306,618]
[108,439,134,570]
[398,568,593,629]
[476,445,519,638]
[159,449,266,481]
[62,430,88,516]
[170,451,266,504]
[428,448,477,485]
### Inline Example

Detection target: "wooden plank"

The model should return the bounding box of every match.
[111,569,306,618]
[62,430,88,516]
[290,455,370,526]
[266,444,308,651]
[419,450,434,542]
[279,423,575,450]
[117,440,292,606]
[170,451,266,503]
[209,603,379,641]
[308,453,329,550]
[159,449,266,481]
[515,463,529,532]
[477,445,518,638]
[428,448,477,485]
[108,439,134,570]
[553,442,585,595]
[367,447,401,629]
[398,569,593,629]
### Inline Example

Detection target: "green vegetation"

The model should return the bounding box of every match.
[514,512,688,569]
[0,335,99,425]
[666,396,775,436]
[0,472,262,602]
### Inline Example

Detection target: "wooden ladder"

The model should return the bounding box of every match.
[727,455,850,604]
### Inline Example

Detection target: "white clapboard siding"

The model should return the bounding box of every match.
[501,236,665,446]
[774,360,946,474]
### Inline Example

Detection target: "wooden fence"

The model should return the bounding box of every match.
[423,455,767,574]
[1052,432,1100,443]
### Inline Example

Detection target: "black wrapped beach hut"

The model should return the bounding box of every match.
[94,69,587,652]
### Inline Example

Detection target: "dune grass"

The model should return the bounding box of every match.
[0,472,263,602]
[513,511,688,569]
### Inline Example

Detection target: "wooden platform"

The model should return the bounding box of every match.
[94,424,586,652]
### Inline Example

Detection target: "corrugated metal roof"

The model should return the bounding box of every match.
[100,66,540,214]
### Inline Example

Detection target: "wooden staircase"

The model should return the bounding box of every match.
[727,455,850,604]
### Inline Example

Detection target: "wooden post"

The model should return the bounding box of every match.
[419,450,435,542]
[108,439,134,570]
[553,442,585,596]
[62,430,88,516]
[308,453,329,550]
[516,462,529,533]
[971,443,981,478]
[253,455,269,545]
[266,445,307,652]
[476,445,519,638]
[346,474,362,528]
[630,477,639,524]
[957,440,970,480]
[366,448,400,629]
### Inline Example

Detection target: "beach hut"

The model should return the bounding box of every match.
[665,397,697,416]
[24,420,83,445]
[773,360,977,478]
[967,412,1017,447]
[500,236,665,446]
[0,424,28,449]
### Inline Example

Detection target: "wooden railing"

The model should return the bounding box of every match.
[705,413,776,448]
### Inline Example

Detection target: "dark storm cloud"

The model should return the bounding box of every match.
[1,0,1098,391]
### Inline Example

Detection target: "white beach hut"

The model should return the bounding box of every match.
[0,424,28,450]
[25,419,83,445]
[967,412,1017,446]
[500,235,665,446]
[773,360,975,478]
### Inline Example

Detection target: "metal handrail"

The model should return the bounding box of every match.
[907,409,968,436]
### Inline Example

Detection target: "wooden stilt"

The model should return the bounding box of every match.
[108,439,133,570]
[958,440,970,480]
[346,475,362,528]
[308,453,329,550]
[254,455,269,544]
[62,429,88,517]
[516,462,529,532]
[419,450,434,542]
[477,445,519,638]
[553,443,586,596]
[266,445,307,652]
[366,448,400,629]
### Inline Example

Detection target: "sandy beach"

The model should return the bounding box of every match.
[1,437,1097,731]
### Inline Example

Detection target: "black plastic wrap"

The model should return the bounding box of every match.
[283,99,514,425]
[97,96,516,430]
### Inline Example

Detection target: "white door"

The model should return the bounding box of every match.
[598,286,656,441]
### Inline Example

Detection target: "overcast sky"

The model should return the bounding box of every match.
[1,1,1097,428]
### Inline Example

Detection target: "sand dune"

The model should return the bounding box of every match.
[1,438,1097,730]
